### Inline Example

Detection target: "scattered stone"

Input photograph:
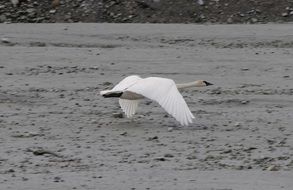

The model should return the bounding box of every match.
[164,153,174,158]
[1,37,10,44]
[235,165,244,170]
[234,122,241,127]
[186,155,197,160]
[11,131,42,138]
[239,13,245,17]
[266,165,279,171]
[241,100,249,104]
[10,0,19,7]
[27,148,63,158]
[120,131,127,136]
[282,13,288,17]
[103,82,112,86]
[154,157,167,161]
[147,136,158,141]
[251,18,258,23]
[52,0,60,8]
[167,127,173,132]
[49,9,56,14]
[53,176,62,182]
[0,15,7,22]
[222,149,232,154]
[6,168,15,173]
[197,0,205,6]
[26,8,36,14]
[227,17,233,24]
[30,42,46,47]
[112,113,124,118]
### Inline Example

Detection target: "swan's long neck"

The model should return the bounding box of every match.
[176,81,202,90]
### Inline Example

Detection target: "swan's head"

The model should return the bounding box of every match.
[195,80,213,87]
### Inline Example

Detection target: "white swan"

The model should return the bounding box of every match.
[100,75,213,126]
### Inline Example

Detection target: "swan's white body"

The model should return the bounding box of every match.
[100,75,210,126]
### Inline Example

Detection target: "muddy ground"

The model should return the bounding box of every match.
[0,23,293,189]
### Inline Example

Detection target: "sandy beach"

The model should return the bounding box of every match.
[0,23,293,189]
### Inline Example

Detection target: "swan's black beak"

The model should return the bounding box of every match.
[203,81,213,86]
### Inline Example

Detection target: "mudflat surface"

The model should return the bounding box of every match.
[0,23,293,189]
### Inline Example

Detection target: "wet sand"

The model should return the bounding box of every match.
[0,23,293,189]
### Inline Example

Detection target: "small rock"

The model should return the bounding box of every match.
[241,68,249,71]
[282,13,288,17]
[26,8,35,14]
[234,122,241,127]
[120,131,127,136]
[222,149,232,154]
[1,37,10,44]
[167,127,173,132]
[103,82,112,86]
[235,165,244,170]
[52,0,60,7]
[266,165,279,171]
[154,157,167,161]
[27,148,62,157]
[147,136,158,141]
[91,119,98,124]
[197,0,204,6]
[241,100,249,104]
[0,15,7,22]
[266,139,276,145]
[49,9,56,14]
[7,168,15,173]
[251,18,258,23]
[227,17,233,24]
[112,113,123,118]
[164,153,174,158]
[10,0,19,7]
[54,176,61,182]
[186,155,197,160]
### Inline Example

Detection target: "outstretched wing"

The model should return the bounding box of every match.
[112,75,142,91]
[119,99,139,118]
[100,75,142,96]
[127,77,194,126]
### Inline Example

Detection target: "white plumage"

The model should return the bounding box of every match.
[100,75,212,126]
[119,99,139,118]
